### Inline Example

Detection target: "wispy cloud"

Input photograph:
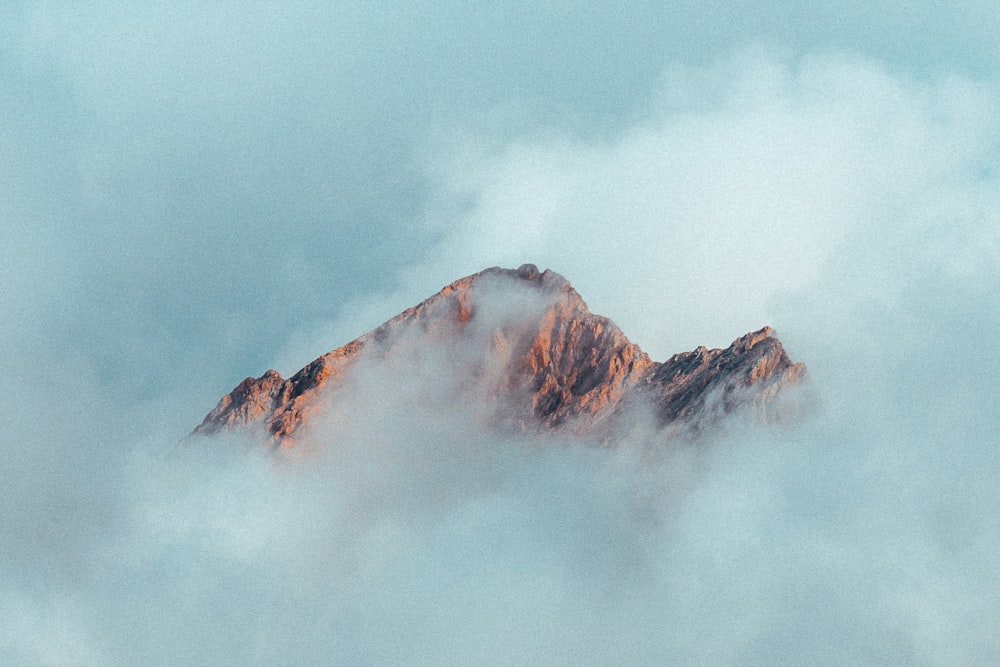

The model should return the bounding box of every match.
[3,5,1000,665]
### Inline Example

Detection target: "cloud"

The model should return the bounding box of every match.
[405,50,1000,358]
[7,204,1000,666]
[3,4,1000,665]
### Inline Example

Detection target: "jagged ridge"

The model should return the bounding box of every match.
[194,265,805,446]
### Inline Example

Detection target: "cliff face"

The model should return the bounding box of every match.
[193,265,805,446]
[645,327,806,427]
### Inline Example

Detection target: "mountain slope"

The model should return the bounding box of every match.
[194,265,805,446]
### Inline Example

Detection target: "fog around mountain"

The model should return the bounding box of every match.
[3,3,1000,665]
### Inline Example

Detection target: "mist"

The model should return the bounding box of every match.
[6,234,998,664]
[4,3,1000,665]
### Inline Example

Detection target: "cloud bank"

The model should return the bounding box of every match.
[405,51,999,357]
[3,5,1000,666]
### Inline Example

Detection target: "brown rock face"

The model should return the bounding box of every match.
[193,265,805,446]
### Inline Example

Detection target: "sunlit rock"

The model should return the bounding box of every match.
[194,267,806,447]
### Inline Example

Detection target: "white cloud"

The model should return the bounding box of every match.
[4,6,1000,661]
[406,51,999,359]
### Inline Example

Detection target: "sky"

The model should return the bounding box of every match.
[3,2,1000,665]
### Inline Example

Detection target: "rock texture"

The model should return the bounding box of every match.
[194,265,805,446]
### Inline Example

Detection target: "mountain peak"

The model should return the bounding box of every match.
[194,267,805,446]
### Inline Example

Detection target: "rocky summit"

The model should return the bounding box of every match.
[194,265,806,447]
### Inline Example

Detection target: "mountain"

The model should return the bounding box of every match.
[194,265,806,447]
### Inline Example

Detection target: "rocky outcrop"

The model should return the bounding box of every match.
[642,326,806,429]
[193,265,805,446]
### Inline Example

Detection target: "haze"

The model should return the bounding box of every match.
[2,3,999,665]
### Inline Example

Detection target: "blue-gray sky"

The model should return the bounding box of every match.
[3,2,1000,664]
